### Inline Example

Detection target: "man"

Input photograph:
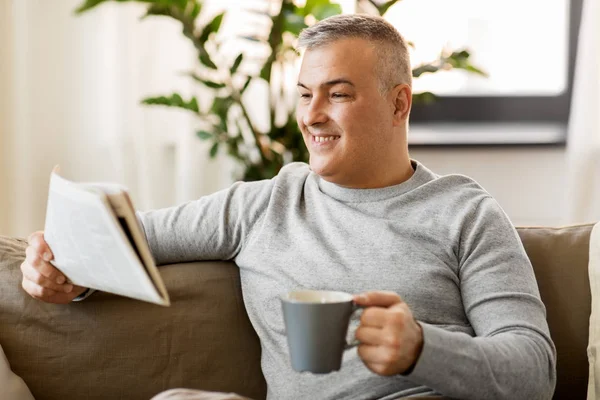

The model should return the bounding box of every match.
[20,14,556,400]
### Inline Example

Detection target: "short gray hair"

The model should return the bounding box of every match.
[297,14,412,93]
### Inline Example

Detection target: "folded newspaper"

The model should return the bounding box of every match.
[44,167,170,306]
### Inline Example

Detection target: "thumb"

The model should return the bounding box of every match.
[353,291,403,307]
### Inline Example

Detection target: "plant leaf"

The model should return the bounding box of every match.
[172,0,187,10]
[196,130,213,140]
[241,76,252,93]
[302,0,329,16]
[283,10,307,36]
[199,52,218,69]
[209,142,219,158]
[142,4,172,19]
[372,0,400,16]
[202,80,226,89]
[412,91,437,105]
[310,3,341,21]
[211,97,234,119]
[189,2,202,19]
[412,63,440,78]
[199,12,225,42]
[187,72,227,89]
[75,0,156,14]
[259,64,271,81]
[230,53,244,74]
[74,0,108,14]
[141,94,199,113]
[464,65,488,77]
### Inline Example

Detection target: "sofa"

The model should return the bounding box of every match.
[0,223,597,400]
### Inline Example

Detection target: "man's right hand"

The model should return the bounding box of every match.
[20,231,87,304]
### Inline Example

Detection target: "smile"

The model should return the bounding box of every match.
[312,135,341,143]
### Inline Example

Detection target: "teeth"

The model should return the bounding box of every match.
[314,136,340,143]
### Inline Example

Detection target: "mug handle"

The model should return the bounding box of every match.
[345,303,364,350]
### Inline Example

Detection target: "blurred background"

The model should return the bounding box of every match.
[0,0,598,237]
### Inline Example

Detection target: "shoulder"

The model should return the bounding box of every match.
[415,160,491,207]
[270,162,312,192]
[225,162,311,203]
[276,162,312,180]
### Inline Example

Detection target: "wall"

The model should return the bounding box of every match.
[0,0,14,234]
[410,146,568,226]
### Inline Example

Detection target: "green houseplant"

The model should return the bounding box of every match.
[75,0,485,181]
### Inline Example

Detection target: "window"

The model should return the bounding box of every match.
[383,0,584,144]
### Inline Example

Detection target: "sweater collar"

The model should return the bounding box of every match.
[315,160,436,203]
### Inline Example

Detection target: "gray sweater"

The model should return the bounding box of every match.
[138,160,556,400]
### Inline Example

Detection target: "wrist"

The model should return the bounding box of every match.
[403,321,424,375]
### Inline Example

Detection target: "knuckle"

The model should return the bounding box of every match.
[29,285,44,299]
[19,260,28,273]
[31,272,45,286]
[385,334,401,349]
[21,280,43,300]
[361,309,375,323]
[371,364,385,375]
[27,231,41,245]
[24,245,34,260]
[38,287,54,298]
[21,277,29,292]
[25,247,42,266]
[354,327,365,342]
[386,309,405,326]
[30,255,43,269]
[29,233,42,248]
[382,351,396,364]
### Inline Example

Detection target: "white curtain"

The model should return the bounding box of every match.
[566,0,600,225]
[0,0,237,238]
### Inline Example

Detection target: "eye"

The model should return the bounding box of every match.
[331,93,348,98]
[299,93,311,99]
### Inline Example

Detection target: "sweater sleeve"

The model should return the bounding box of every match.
[136,179,274,266]
[404,197,556,400]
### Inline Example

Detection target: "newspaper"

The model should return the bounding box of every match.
[43,168,170,306]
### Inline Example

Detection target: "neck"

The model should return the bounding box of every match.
[324,156,414,189]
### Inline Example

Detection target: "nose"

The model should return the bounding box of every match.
[301,95,329,127]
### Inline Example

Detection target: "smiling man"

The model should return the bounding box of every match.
[21,14,555,400]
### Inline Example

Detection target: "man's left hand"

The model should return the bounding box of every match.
[353,291,424,376]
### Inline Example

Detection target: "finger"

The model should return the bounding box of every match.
[354,326,383,346]
[354,291,403,307]
[29,231,53,262]
[357,344,394,365]
[360,307,390,328]
[22,278,57,300]
[27,231,43,245]
[21,262,74,293]
[22,279,81,305]
[24,246,66,284]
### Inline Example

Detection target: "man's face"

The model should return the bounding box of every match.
[296,38,402,187]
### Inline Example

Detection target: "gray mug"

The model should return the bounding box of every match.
[280,290,361,374]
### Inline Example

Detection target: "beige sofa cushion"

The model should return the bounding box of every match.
[517,224,595,400]
[0,236,266,400]
[588,223,600,400]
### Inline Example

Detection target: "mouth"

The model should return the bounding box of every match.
[311,134,341,145]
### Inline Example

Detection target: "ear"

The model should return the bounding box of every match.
[391,84,412,126]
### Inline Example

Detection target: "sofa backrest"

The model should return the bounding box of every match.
[518,224,594,400]
[0,236,266,400]
[0,224,595,400]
